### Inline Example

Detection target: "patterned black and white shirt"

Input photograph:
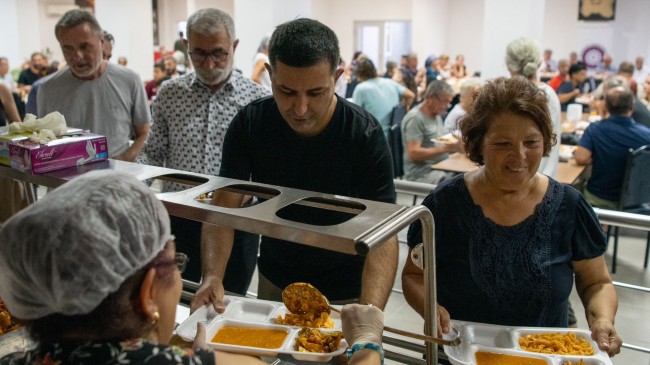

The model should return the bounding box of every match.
[139,70,270,191]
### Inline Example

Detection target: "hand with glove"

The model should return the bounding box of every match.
[341,304,385,365]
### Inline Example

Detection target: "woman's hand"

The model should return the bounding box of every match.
[590,319,622,357]
[192,322,210,351]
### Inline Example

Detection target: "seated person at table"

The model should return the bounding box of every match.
[548,59,569,91]
[539,48,557,73]
[352,58,415,139]
[596,54,617,77]
[402,76,622,357]
[450,54,467,79]
[557,62,587,111]
[575,80,650,210]
[443,78,481,133]
[402,80,463,183]
[0,170,386,365]
[590,73,650,129]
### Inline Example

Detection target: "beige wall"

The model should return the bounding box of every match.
[157,0,189,52]
[312,0,412,66]
[5,0,650,81]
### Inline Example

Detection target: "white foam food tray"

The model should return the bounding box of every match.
[176,295,345,362]
[443,321,613,365]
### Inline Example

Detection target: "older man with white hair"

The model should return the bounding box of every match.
[443,78,481,133]
[139,8,270,295]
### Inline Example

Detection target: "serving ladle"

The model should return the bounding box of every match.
[282,282,461,346]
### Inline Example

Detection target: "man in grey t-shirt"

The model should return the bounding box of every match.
[38,10,150,160]
[401,80,463,183]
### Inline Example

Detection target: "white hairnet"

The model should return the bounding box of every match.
[0,170,171,320]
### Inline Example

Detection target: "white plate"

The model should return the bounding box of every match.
[176,295,346,362]
[431,132,459,144]
[443,321,613,365]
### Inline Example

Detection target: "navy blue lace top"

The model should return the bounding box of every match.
[407,174,606,327]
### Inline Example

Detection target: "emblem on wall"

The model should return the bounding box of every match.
[582,45,606,69]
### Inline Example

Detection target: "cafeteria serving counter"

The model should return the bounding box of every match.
[0,160,439,364]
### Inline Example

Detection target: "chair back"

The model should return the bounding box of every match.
[388,105,407,178]
[619,145,650,211]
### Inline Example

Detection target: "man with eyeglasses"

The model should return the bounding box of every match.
[192,18,398,314]
[401,80,463,183]
[37,10,150,161]
[138,8,269,295]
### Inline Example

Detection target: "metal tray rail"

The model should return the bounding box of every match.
[0,161,441,364]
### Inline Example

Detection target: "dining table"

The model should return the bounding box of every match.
[431,146,587,186]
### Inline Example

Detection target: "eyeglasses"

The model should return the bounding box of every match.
[175,252,189,274]
[188,50,229,63]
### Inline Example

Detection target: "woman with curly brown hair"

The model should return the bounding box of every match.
[402,76,622,357]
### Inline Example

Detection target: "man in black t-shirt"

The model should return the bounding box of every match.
[17,52,46,92]
[191,18,398,313]
[557,62,587,111]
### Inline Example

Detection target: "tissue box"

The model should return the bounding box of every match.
[9,133,108,174]
[0,133,30,166]
[0,128,84,166]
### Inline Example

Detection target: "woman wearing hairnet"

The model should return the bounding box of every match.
[0,170,384,365]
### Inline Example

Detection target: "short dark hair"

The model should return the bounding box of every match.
[568,63,586,76]
[618,61,634,75]
[30,52,44,60]
[605,85,634,116]
[102,30,114,45]
[356,58,377,80]
[268,18,340,74]
[55,9,102,39]
[460,76,555,165]
[154,62,166,72]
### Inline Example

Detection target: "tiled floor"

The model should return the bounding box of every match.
[244,193,650,364]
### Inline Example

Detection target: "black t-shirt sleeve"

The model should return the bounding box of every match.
[356,123,396,204]
[556,81,575,94]
[219,109,252,180]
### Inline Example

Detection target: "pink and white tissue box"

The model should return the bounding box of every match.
[9,133,108,174]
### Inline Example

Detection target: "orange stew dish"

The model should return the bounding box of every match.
[475,351,548,365]
[295,328,343,353]
[0,299,20,335]
[211,326,288,349]
[276,311,334,329]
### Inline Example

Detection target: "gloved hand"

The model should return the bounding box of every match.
[341,303,384,346]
